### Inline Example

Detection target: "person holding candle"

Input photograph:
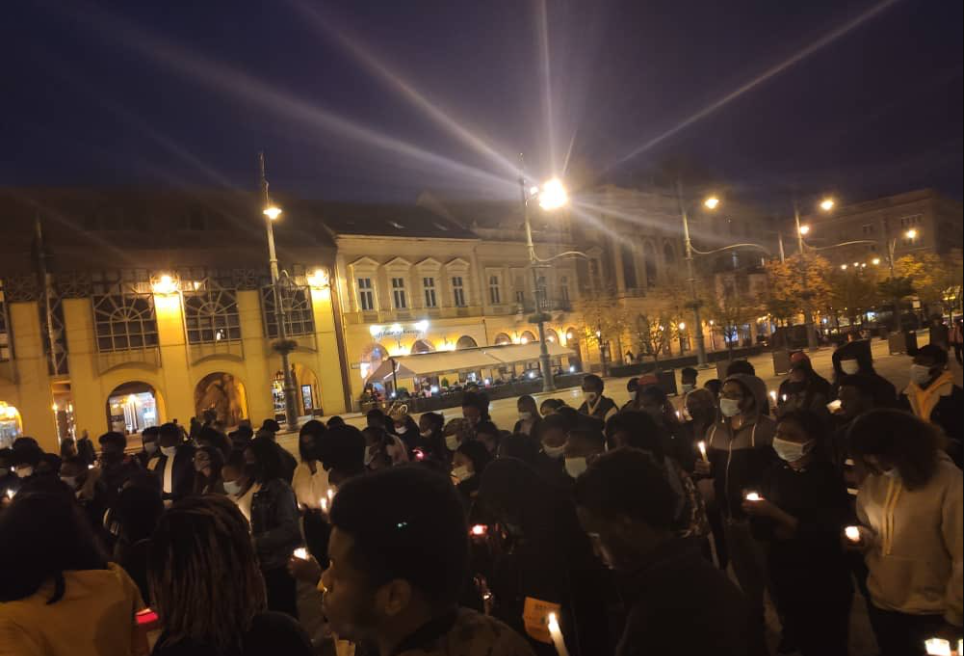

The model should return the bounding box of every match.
[319,466,536,656]
[574,448,747,656]
[451,439,492,506]
[741,409,853,656]
[692,373,776,656]
[292,420,332,566]
[848,409,963,656]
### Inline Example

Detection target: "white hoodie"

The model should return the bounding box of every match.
[857,453,963,625]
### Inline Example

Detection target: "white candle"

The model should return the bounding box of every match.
[769,391,777,402]
[697,441,708,462]
[845,526,861,543]
[470,524,487,537]
[293,547,308,561]
[5,489,14,500]
[320,497,328,513]
[924,638,952,656]
[547,612,570,656]
[745,492,762,502]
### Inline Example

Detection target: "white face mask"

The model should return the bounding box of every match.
[681,383,695,393]
[445,434,460,451]
[584,391,598,403]
[160,445,177,458]
[451,465,473,483]
[564,457,588,478]
[719,398,742,418]
[144,442,158,455]
[420,429,433,439]
[840,359,860,375]
[223,480,243,495]
[519,411,533,421]
[60,475,79,489]
[14,466,34,478]
[395,425,408,435]
[772,437,812,463]
[910,364,934,386]
[543,442,567,459]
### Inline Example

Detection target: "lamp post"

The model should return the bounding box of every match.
[518,158,569,392]
[793,196,835,352]
[259,152,299,430]
[677,181,720,368]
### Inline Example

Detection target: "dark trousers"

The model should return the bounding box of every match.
[772,573,852,656]
[262,566,298,619]
[303,511,331,568]
[867,603,945,656]
[723,520,769,656]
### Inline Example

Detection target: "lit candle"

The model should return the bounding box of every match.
[924,638,952,656]
[745,492,763,502]
[293,547,308,561]
[769,391,777,403]
[470,524,487,537]
[327,488,335,505]
[320,497,328,513]
[5,489,14,500]
[844,526,861,543]
[697,441,708,462]
[547,612,570,656]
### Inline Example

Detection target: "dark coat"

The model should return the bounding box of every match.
[250,478,301,571]
[616,538,748,656]
[147,445,196,503]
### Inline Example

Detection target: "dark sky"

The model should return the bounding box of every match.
[3,0,961,203]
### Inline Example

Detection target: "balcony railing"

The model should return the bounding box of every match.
[188,339,245,365]
[96,346,161,374]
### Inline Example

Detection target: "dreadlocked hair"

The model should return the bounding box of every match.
[147,495,267,652]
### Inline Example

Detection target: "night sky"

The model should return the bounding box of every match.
[3,0,961,204]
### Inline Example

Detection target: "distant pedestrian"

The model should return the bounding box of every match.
[578,374,618,422]
[148,423,196,505]
[900,344,963,464]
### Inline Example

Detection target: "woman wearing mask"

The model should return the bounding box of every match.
[149,496,312,656]
[0,492,147,656]
[292,421,331,565]
[416,411,446,461]
[222,450,257,523]
[742,410,853,656]
[244,438,302,618]
[848,409,962,656]
[451,439,492,506]
[512,395,542,438]
[693,374,776,656]
[191,446,225,496]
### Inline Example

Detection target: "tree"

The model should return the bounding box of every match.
[764,253,833,320]
[895,252,964,315]
[574,286,632,368]
[877,276,916,329]
[827,267,880,329]
[705,274,764,358]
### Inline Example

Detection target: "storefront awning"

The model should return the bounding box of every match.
[369,342,576,383]
[481,342,575,364]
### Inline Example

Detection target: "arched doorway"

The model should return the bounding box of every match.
[519,330,537,344]
[194,372,248,429]
[106,382,160,435]
[360,343,389,381]
[411,339,435,354]
[545,328,559,344]
[291,363,321,417]
[456,335,478,350]
[0,402,23,449]
[493,332,512,346]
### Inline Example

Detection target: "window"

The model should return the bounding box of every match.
[260,285,315,338]
[899,214,922,227]
[184,289,241,345]
[391,277,407,310]
[423,277,437,308]
[621,243,638,289]
[861,224,875,236]
[560,276,570,303]
[452,276,466,307]
[488,275,501,305]
[515,290,525,305]
[358,277,375,311]
[92,293,159,352]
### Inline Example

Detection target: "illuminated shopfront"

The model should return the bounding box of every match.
[106,383,159,435]
[0,402,22,449]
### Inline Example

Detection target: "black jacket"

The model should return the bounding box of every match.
[616,538,747,656]
[147,445,196,503]
[830,341,897,406]
[152,611,313,656]
[250,478,301,571]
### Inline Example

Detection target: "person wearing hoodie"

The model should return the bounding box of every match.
[776,352,832,417]
[693,373,776,656]
[848,409,963,656]
[831,339,896,406]
[899,344,963,465]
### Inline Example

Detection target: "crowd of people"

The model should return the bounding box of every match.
[0,337,961,656]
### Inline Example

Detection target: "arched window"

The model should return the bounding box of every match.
[519,330,537,344]
[456,335,478,350]
[642,242,658,288]
[411,339,435,354]
[545,328,559,343]
[494,332,512,346]
[663,242,677,271]
[620,242,638,289]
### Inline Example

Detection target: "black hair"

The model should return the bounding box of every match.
[158,422,182,442]
[517,395,538,411]
[582,373,604,392]
[198,427,232,457]
[323,425,367,475]
[98,431,127,451]
[419,412,445,432]
[13,436,39,449]
[703,379,722,397]
[12,442,43,467]
[114,484,164,543]
[626,378,639,394]
[637,385,668,405]
[475,420,499,438]
[539,398,566,413]
[366,409,387,427]
[329,466,468,608]
[0,492,108,603]
[497,433,541,465]
[196,445,224,476]
[681,367,698,379]
[299,420,329,462]
[142,426,160,441]
[574,448,678,530]
[327,416,346,428]
[838,373,890,407]
[725,360,755,377]
[541,412,574,435]
[568,425,607,451]
[604,411,665,458]
[916,344,949,366]
[848,409,942,491]
[461,391,490,418]
[260,419,281,434]
[455,440,492,475]
[244,437,286,483]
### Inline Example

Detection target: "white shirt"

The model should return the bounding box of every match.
[162,455,174,494]
[291,461,330,510]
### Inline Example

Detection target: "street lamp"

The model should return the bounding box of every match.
[678,183,721,368]
[259,152,298,430]
[798,224,811,236]
[703,196,720,210]
[518,162,570,392]
[793,196,835,352]
[820,198,835,212]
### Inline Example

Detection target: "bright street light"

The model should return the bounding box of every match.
[840,264,848,270]
[872,257,881,266]
[537,178,569,211]
[798,224,811,236]
[263,206,283,221]
[905,228,918,240]
[820,198,835,212]
[703,196,720,210]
